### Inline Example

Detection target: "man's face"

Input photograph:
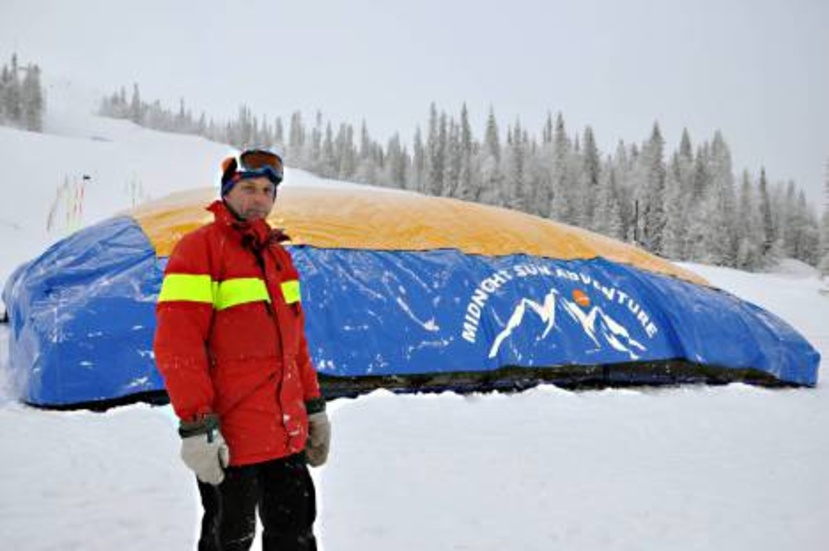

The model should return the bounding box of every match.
[224,176,276,221]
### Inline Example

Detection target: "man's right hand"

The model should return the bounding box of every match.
[306,411,331,467]
[179,414,230,485]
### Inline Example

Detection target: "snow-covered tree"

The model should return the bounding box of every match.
[4,54,22,123]
[477,107,502,205]
[541,111,554,145]
[197,112,208,136]
[320,122,337,178]
[1,54,45,131]
[236,105,256,147]
[410,127,426,192]
[635,123,666,252]
[580,126,601,229]
[425,104,446,196]
[503,119,529,211]
[355,120,379,184]
[611,141,638,241]
[531,113,555,217]
[449,118,467,197]
[593,159,625,240]
[288,111,306,161]
[691,142,711,202]
[274,117,285,148]
[820,161,829,277]
[335,123,357,180]
[676,129,696,196]
[661,154,686,259]
[757,168,778,265]
[735,171,762,270]
[384,133,408,188]
[307,112,324,173]
[0,65,10,120]
[129,83,144,124]
[456,103,475,201]
[792,190,820,264]
[678,128,693,165]
[21,63,44,131]
[549,112,573,223]
[779,181,799,257]
[703,131,738,265]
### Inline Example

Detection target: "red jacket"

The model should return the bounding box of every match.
[154,200,322,466]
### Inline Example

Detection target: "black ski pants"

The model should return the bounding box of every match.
[197,453,317,551]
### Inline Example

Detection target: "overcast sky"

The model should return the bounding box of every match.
[2,0,827,205]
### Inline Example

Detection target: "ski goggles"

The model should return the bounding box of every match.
[220,149,284,195]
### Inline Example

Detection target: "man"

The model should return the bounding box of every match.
[154,148,330,551]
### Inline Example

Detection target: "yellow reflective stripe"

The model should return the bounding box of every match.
[215,278,271,311]
[157,274,214,304]
[281,280,301,304]
[158,275,285,310]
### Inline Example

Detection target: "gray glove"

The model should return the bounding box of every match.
[306,411,331,467]
[179,414,230,485]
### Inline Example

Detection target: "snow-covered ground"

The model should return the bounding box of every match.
[1,86,827,550]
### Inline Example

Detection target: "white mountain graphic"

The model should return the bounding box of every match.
[488,288,646,360]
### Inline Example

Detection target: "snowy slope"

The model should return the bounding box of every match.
[1,92,827,550]
[679,261,829,360]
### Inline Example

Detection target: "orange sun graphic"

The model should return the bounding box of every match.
[572,289,591,308]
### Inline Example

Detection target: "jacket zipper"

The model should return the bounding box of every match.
[250,241,292,449]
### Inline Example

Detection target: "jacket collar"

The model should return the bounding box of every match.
[206,200,289,248]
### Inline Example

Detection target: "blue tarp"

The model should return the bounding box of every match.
[293,248,818,385]
[2,216,821,407]
[4,217,164,405]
